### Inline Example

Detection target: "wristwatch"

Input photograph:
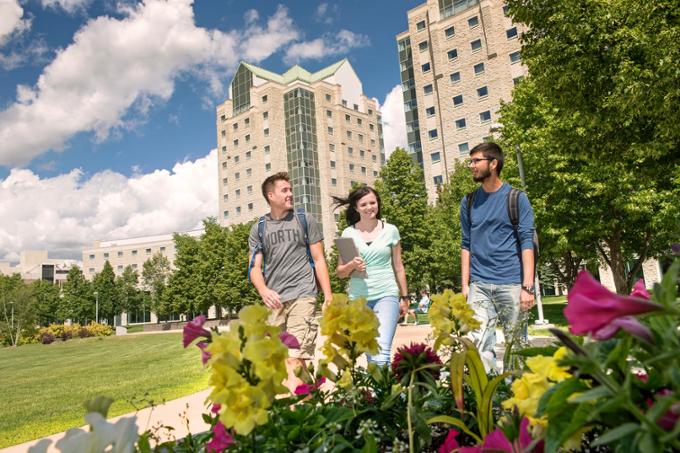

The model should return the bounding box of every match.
[521,285,535,295]
[400,295,410,302]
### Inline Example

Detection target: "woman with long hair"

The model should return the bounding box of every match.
[333,185,409,366]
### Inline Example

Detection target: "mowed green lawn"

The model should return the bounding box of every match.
[0,332,209,448]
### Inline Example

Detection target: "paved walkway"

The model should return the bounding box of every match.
[4,324,550,452]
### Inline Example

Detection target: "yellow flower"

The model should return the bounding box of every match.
[218,380,271,435]
[337,368,353,388]
[429,290,480,349]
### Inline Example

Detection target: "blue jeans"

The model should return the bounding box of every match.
[365,296,400,366]
[467,282,528,372]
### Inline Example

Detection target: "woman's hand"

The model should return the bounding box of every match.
[350,257,366,272]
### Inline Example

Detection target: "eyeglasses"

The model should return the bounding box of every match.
[469,158,492,165]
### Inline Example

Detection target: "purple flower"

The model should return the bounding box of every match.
[294,376,326,396]
[592,316,653,343]
[564,270,662,340]
[197,341,211,365]
[630,279,650,300]
[183,315,210,348]
[279,331,300,349]
[206,421,234,453]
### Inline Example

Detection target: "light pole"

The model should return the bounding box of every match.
[94,291,99,324]
[9,301,14,331]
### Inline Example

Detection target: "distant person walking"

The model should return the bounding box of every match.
[460,142,536,372]
[248,172,333,392]
[334,186,409,366]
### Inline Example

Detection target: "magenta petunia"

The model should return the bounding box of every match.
[455,417,542,453]
[197,341,211,365]
[206,421,234,453]
[438,429,462,453]
[279,331,300,349]
[183,315,210,348]
[294,376,326,396]
[592,316,653,343]
[630,279,650,300]
[564,270,662,338]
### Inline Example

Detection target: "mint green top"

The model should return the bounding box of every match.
[342,222,401,301]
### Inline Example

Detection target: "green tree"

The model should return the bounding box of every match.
[221,221,260,314]
[92,261,120,325]
[0,274,37,346]
[142,252,172,318]
[164,232,201,316]
[60,266,94,323]
[374,148,432,292]
[116,265,144,322]
[31,279,61,326]
[498,0,680,292]
[428,160,478,292]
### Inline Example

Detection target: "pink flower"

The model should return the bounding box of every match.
[630,279,650,299]
[565,270,662,339]
[648,390,680,431]
[391,342,442,382]
[206,421,234,453]
[294,376,326,396]
[197,342,211,364]
[592,316,653,343]
[279,331,300,349]
[211,403,221,414]
[450,417,543,453]
[183,315,210,348]
[438,429,461,453]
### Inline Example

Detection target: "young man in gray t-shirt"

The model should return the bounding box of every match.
[248,172,332,392]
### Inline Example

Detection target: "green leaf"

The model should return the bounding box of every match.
[450,350,466,413]
[479,372,514,436]
[361,435,377,453]
[426,415,482,443]
[592,423,639,446]
[461,337,488,403]
[568,385,612,403]
[512,345,559,357]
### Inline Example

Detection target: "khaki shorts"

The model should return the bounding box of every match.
[268,296,318,360]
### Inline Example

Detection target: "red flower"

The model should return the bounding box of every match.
[564,270,662,340]
[206,421,234,452]
[183,315,210,348]
[279,331,300,349]
[294,376,326,396]
[391,342,442,383]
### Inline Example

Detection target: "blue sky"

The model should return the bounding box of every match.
[0,0,416,261]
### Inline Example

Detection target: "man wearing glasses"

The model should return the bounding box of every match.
[460,142,536,372]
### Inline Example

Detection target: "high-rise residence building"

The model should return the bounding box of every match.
[216,59,385,242]
[397,0,528,198]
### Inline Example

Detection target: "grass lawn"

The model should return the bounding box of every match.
[528,295,567,336]
[0,332,208,448]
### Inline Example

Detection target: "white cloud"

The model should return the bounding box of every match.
[0,0,31,47]
[284,29,369,64]
[41,0,90,14]
[0,149,218,261]
[378,85,407,157]
[314,3,339,25]
[0,0,300,167]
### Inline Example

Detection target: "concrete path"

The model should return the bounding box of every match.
[3,324,550,452]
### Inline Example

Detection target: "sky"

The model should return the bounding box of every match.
[0,0,419,263]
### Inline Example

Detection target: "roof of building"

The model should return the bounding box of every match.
[240,59,348,85]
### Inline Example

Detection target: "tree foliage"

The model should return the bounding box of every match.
[92,261,120,325]
[499,0,680,292]
[142,252,172,318]
[61,266,94,323]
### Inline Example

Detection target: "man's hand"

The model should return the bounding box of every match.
[322,296,333,312]
[520,289,535,311]
[462,285,470,300]
[260,288,282,309]
[399,298,409,318]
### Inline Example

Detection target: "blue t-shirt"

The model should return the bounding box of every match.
[342,222,401,301]
[460,183,535,284]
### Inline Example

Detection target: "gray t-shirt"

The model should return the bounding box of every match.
[248,210,323,302]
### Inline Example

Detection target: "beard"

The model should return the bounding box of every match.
[473,167,491,182]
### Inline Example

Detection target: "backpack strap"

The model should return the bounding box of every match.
[507,188,521,231]
[247,216,266,282]
[466,191,476,231]
[295,208,315,271]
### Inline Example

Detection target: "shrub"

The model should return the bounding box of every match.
[78,326,93,338]
[40,332,55,344]
[85,322,113,337]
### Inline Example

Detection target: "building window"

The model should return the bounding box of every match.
[234,155,240,163]
[347,147,353,155]
[458,142,470,154]
[369,123,374,131]
[433,175,444,185]
[450,71,461,83]
[245,151,251,160]
[329,143,335,152]
[132,250,138,256]
[373,170,378,177]
[236,206,241,214]
[509,51,521,63]
[422,62,431,72]
[368,108,373,115]
[244,118,250,127]
[117,265,123,272]
[474,62,485,75]
[220,129,226,137]
[331,178,337,186]
[115,251,122,257]
[372,154,377,162]
[233,123,238,130]
[418,41,428,52]
[222,162,227,169]
[455,118,467,130]
[423,84,433,95]
[353,104,359,111]
[326,110,332,118]
[145,248,151,254]
[132,264,137,269]
[222,177,228,185]
[428,129,438,139]
[263,111,268,119]
[89,268,95,273]
[223,210,229,219]
[513,76,524,85]
[264,128,269,136]
[471,39,482,52]
[262,95,268,103]
[425,106,436,117]
[221,146,226,154]
[431,151,441,162]
[265,163,271,171]
[447,49,458,61]
[358,134,364,143]
[220,114,226,122]
[248,203,253,211]
[233,139,238,147]
[223,193,228,201]
[360,149,366,158]
[503,4,510,16]
[477,86,489,98]
[361,166,367,175]
[416,20,426,30]
[326,93,332,102]
[506,27,518,39]
[342,99,348,107]
[328,126,334,135]
[103,253,109,259]
[264,145,270,154]
[468,16,479,28]
[245,134,250,142]
[346,131,352,139]
[89,254,95,260]
[330,160,336,168]
[357,118,362,126]
[349,163,355,172]
[480,110,492,123]
[246,168,252,177]
[235,172,240,180]
[445,26,455,38]
[453,94,464,107]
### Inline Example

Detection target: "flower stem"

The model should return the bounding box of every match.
[407,371,415,453]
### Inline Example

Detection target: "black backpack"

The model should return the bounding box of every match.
[466,188,539,276]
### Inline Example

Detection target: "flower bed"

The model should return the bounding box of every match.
[32,261,680,452]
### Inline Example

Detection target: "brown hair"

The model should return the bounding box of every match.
[470,142,504,176]
[332,185,382,225]
[261,172,290,204]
